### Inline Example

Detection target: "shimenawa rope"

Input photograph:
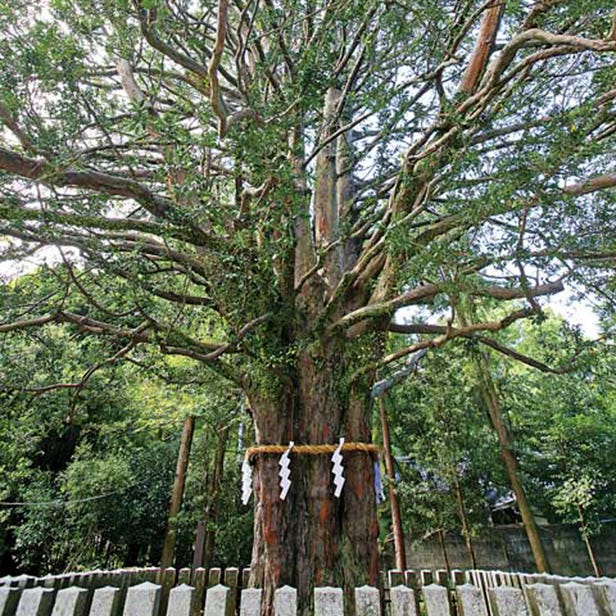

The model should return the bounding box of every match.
[245,441,378,462]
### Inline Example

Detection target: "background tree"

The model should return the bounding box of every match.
[387,343,500,568]
[385,314,616,573]
[501,317,616,575]
[0,0,615,609]
[0,268,250,573]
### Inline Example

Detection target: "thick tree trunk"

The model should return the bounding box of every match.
[379,397,406,571]
[245,85,382,614]
[161,415,195,568]
[476,356,550,573]
[246,344,380,616]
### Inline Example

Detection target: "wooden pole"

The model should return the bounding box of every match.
[457,302,550,574]
[475,356,551,573]
[379,397,407,570]
[438,529,451,572]
[161,415,196,568]
[451,467,477,569]
[193,424,229,569]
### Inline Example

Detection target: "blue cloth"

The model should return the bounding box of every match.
[374,460,386,503]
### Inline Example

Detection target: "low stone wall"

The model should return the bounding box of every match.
[405,522,616,576]
[2,567,616,615]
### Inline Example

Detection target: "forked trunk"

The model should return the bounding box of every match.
[246,345,380,615]
[244,86,381,614]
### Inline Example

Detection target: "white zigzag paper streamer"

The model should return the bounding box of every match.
[241,457,252,505]
[279,441,294,500]
[331,437,345,498]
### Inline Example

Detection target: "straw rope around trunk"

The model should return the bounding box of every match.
[245,442,379,462]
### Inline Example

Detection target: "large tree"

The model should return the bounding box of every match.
[0,0,615,611]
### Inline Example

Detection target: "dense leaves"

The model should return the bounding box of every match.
[385,315,616,559]
[0,0,615,593]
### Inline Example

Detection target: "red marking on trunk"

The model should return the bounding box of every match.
[318,499,330,525]
[370,550,379,583]
[316,211,326,233]
[323,424,330,440]
[271,563,282,583]
[263,502,280,546]
[370,518,379,536]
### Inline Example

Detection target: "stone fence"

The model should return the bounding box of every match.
[1,567,615,615]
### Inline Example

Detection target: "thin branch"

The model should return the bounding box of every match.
[161,312,272,361]
[353,308,535,381]
[0,102,37,154]
[476,336,571,373]
[135,5,210,81]
[0,338,140,394]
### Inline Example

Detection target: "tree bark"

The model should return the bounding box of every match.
[161,415,196,568]
[475,355,550,573]
[379,397,407,571]
[247,343,380,616]
[459,0,506,94]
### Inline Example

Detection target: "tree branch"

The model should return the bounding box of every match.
[135,5,210,81]
[0,102,36,154]
[209,0,230,135]
[334,280,563,334]
[0,338,139,394]
[476,335,571,373]
[564,174,616,196]
[480,29,616,91]
[352,308,535,381]
[0,147,180,223]
[459,0,505,95]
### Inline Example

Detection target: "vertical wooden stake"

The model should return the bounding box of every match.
[379,397,407,571]
[161,415,196,568]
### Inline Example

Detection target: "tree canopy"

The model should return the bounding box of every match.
[1,0,615,609]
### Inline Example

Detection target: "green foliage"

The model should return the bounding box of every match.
[497,317,616,528]
[384,315,616,546]
[386,343,500,540]
[0,0,615,582]
[0,268,252,573]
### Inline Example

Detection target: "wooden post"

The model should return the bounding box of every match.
[379,397,407,571]
[161,415,196,568]
[193,425,229,569]
[438,530,451,572]
[451,467,477,569]
[475,355,550,573]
